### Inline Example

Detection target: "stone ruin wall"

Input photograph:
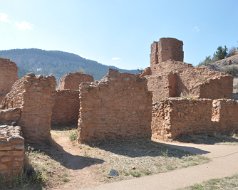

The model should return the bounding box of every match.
[0,58,18,104]
[147,60,233,101]
[212,99,238,132]
[78,69,152,143]
[150,38,184,74]
[0,108,21,125]
[0,125,24,180]
[147,38,233,101]
[52,90,80,126]
[58,72,94,90]
[146,72,177,103]
[2,74,56,144]
[152,98,238,141]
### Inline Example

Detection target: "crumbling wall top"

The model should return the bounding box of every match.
[58,72,94,90]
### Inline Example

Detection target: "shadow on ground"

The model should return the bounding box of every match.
[28,139,104,170]
[51,124,77,131]
[176,133,238,145]
[91,139,209,158]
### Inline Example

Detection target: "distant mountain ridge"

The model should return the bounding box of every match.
[0,48,139,81]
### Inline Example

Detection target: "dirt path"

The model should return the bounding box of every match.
[50,131,238,190]
[82,142,238,190]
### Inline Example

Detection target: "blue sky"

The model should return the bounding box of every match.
[0,0,238,69]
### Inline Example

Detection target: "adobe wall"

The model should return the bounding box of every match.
[0,125,24,180]
[150,38,184,74]
[0,58,18,103]
[2,74,56,144]
[146,72,178,103]
[152,98,213,141]
[52,90,80,126]
[78,69,152,143]
[212,99,238,132]
[58,72,94,90]
[146,60,233,101]
[152,98,238,141]
[0,108,21,125]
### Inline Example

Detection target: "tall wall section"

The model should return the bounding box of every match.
[150,38,184,74]
[0,58,18,104]
[2,74,56,144]
[78,69,152,143]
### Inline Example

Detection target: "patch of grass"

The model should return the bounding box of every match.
[25,146,70,189]
[0,162,44,190]
[69,129,78,142]
[182,174,238,190]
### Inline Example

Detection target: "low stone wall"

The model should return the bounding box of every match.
[152,98,213,140]
[2,74,56,144]
[199,76,233,99]
[212,99,238,132]
[78,69,152,143]
[52,90,79,126]
[0,125,24,180]
[0,108,21,125]
[152,98,238,141]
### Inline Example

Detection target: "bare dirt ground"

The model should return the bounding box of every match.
[82,137,238,190]
[27,128,208,190]
[24,130,238,190]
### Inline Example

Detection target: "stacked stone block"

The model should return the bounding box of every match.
[0,125,24,180]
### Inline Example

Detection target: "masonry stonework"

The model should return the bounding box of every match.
[150,38,184,73]
[58,72,94,90]
[0,125,24,180]
[147,43,233,101]
[212,99,238,132]
[0,58,18,103]
[78,69,152,143]
[0,108,21,125]
[2,74,56,144]
[152,98,213,141]
[52,90,80,126]
[152,98,238,141]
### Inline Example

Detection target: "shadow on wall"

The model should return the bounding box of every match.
[28,139,104,170]
[91,139,209,158]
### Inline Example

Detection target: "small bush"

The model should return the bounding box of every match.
[69,130,78,141]
[0,165,44,190]
[221,66,238,77]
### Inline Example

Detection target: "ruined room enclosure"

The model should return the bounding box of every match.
[0,37,238,188]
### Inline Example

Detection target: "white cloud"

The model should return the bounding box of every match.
[112,57,121,61]
[0,13,10,23]
[193,26,200,33]
[15,21,33,30]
